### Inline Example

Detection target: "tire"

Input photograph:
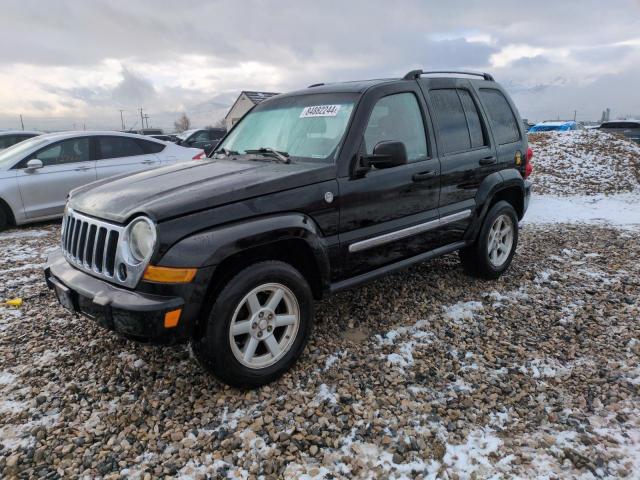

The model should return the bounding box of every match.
[191,261,314,389]
[459,200,519,279]
[0,207,8,232]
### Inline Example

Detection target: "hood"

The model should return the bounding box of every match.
[68,158,334,224]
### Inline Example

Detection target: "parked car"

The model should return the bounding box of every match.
[0,131,205,230]
[599,120,640,143]
[150,134,179,143]
[0,130,42,150]
[177,128,226,154]
[528,121,580,132]
[45,70,532,388]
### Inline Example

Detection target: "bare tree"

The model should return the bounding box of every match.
[207,118,226,129]
[174,113,191,133]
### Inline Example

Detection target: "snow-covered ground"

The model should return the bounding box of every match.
[525,191,640,230]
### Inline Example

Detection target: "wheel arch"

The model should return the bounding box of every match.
[0,196,16,226]
[466,169,525,242]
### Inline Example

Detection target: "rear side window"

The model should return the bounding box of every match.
[430,89,470,154]
[97,136,145,159]
[458,90,486,148]
[0,135,16,148]
[479,89,520,144]
[364,92,428,162]
[137,139,165,154]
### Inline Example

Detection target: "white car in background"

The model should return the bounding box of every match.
[0,130,43,150]
[0,131,205,230]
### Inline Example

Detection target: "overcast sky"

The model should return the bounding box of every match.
[1,0,639,131]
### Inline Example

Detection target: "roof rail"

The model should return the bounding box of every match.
[403,70,494,81]
[308,83,325,88]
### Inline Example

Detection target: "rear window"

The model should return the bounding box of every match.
[479,89,520,144]
[137,139,165,154]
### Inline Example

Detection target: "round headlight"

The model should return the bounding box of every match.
[128,218,156,263]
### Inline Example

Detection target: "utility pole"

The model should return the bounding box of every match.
[573,110,577,121]
[119,109,126,130]
[19,114,24,131]
[143,114,150,129]
[139,108,145,133]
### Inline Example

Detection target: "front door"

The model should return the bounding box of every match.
[16,137,96,219]
[337,85,441,278]
[95,136,160,180]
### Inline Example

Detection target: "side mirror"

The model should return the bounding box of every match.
[25,159,43,172]
[361,141,408,170]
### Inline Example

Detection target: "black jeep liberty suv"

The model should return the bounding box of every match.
[45,70,533,388]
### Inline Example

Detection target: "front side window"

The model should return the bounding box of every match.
[364,93,428,162]
[0,135,16,149]
[218,93,357,160]
[192,130,210,142]
[97,136,145,159]
[479,89,520,144]
[32,138,90,166]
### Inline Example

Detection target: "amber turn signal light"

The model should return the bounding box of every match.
[164,309,182,328]
[143,265,197,283]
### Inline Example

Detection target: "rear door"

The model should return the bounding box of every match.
[420,78,499,244]
[16,137,96,219]
[95,136,160,180]
[337,83,442,278]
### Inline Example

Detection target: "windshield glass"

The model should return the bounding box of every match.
[218,93,357,160]
[0,136,49,168]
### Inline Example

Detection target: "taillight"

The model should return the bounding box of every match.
[192,151,206,160]
[524,147,533,178]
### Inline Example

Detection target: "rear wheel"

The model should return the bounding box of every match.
[191,261,313,389]
[460,200,519,279]
[0,207,8,232]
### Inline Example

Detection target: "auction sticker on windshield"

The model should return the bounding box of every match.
[300,105,341,118]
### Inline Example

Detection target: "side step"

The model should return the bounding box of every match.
[329,241,467,293]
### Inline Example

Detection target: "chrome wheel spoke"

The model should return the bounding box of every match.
[264,335,281,357]
[246,293,262,315]
[274,314,296,327]
[231,320,252,336]
[243,337,259,362]
[265,288,284,311]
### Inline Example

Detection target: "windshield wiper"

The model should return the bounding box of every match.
[216,147,239,157]
[245,147,291,164]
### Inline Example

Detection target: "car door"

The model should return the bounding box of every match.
[337,84,441,278]
[421,79,499,245]
[16,136,96,219]
[95,136,160,180]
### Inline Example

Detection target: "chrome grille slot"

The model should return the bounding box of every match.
[61,209,126,282]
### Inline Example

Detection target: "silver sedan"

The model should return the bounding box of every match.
[0,131,205,230]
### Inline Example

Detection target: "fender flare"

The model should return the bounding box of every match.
[465,169,525,241]
[158,212,331,289]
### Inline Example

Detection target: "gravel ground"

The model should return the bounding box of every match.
[1,220,638,479]
[528,130,640,196]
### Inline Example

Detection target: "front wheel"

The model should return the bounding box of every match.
[460,200,519,279]
[191,261,313,389]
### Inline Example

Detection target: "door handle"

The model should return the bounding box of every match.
[479,156,497,166]
[141,160,155,165]
[412,171,436,182]
[74,166,91,171]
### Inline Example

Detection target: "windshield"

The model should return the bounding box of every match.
[0,136,49,169]
[218,93,357,160]
[177,129,197,140]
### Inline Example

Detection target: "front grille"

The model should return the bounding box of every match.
[61,209,126,280]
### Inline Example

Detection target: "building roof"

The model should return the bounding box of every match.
[243,91,280,104]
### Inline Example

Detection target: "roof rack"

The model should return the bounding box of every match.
[403,70,494,81]
[308,83,325,88]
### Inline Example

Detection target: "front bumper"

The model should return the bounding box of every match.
[44,248,211,344]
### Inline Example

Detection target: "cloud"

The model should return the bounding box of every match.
[0,0,638,130]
